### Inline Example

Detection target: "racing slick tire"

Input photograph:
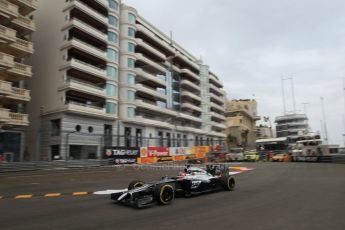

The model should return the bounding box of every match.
[155,183,175,205]
[128,180,145,190]
[221,175,235,191]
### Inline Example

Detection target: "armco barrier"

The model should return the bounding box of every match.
[0,159,113,173]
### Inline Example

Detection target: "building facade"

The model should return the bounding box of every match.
[0,0,36,161]
[225,99,260,149]
[27,0,226,161]
[275,113,309,144]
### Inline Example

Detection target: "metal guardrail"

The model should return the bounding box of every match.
[0,159,113,173]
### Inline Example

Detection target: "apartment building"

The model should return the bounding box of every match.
[0,0,36,162]
[275,113,309,145]
[225,99,260,148]
[27,0,226,161]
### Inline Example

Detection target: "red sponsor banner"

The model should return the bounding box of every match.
[147,147,169,157]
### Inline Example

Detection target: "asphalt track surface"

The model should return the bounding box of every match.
[1,162,345,230]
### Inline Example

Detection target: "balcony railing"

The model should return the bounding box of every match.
[9,37,34,54]
[12,14,36,32]
[0,52,14,68]
[135,68,166,87]
[0,108,10,122]
[11,87,30,101]
[136,53,166,74]
[73,0,107,25]
[63,58,106,79]
[8,62,32,77]
[136,83,167,100]
[9,112,29,126]
[0,25,17,42]
[66,19,107,42]
[0,0,18,18]
[136,38,166,61]
[64,78,106,97]
[65,38,106,60]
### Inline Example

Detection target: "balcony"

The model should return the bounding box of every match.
[210,92,224,105]
[211,122,226,130]
[180,79,200,93]
[60,78,106,98]
[181,102,202,113]
[0,52,14,68]
[209,84,223,96]
[125,116,174,129]
[12,14,36,34]
[63,101,116,120]
[136,99,177,116]
[176,125,204,134]
[176,53,199,71]
[8,37,34,56]
[179,112,202,123]
[181,68,200,82]
[0,0,18,18]
[209,131,226,138]
[181,91,201,102]
[62,38,106,61]
[70,0,107,25]
[136,38,166,61]
[136,24,175,54]
[61,58,107,80]
[95,0,107,8]
[10,112,29,126]
[135,68,166,87]
[211,112,226,121]
[211,102,225,112]
[209,74,223,88]
[136,53,166,74]
[0,25,16,43]
[0,81,30,101]
[136,83,167,101]
[7,0,37,15]
[0,108,10,123]
[0,110,29,126]
[0,80,12,95]
[7,62,32,78]
[64,19,107,42]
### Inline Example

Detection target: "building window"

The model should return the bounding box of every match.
[51,145,60,160]
[128,27,136,37]
[128,42,135,52]
[106,84,117,97]
[127,107,135,118]
[108,0,119,10]
[127,90,135,101]
[107,48,118,62]
[51,119,61,136]
[108,31,118,43]
[128,58,135,68]
[106,102,117,114]
[109,15,118,27]
[128,13,136,23]
[127,74,135,85]
[106,66,118,80]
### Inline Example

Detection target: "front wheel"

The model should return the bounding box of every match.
[155,183,175,205]
[221,176,235,191]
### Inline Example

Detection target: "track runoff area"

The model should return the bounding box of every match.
[0,164,253,200]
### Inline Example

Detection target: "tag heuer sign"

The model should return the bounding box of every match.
[103,147,140,165]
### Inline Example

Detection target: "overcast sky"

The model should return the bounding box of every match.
[124,0,345,145]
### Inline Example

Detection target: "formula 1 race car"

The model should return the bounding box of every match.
[110,164,235,208]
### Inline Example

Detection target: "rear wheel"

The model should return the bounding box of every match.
[221,176,235,191]
[128,180,145,190]
[155,183,175,205]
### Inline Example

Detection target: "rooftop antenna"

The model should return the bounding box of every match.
[320,97,329,144]
[169,30,173,45]
[302,102,309,114]
[290,74,297,114]
[343,78,345,146]
[281,74,287,115]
